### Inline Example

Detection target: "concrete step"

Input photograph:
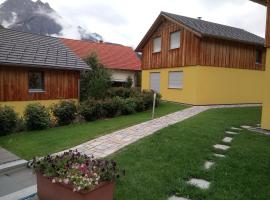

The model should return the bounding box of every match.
[0,160,28,175]
[0,185,37,200]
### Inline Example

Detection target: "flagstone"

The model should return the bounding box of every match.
[214,144,230,151]
[187,178,210,190]
[222,137,233,143]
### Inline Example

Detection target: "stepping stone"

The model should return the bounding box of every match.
[241,125,252,129]
[231,127,242,131]
[214,144,230,151]
[222,137,233,143]
[225,131,239,135]
[213,153,225,158]
[204,161,214,170]
[187,178,210,190]
[168,196,190,200]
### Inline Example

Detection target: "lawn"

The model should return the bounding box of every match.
[0,101,187,160]
[111,106,270,200]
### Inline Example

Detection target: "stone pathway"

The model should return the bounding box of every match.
[61,104,258,158]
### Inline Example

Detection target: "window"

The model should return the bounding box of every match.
[153,37,161,53]
[150,72,160,92]
[256,49,262,64]
[168,71,183,89]
[28,71,45,92]
[170,31,181,49]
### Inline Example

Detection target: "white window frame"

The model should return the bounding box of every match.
[153,37,161,53]
[170,31,181,49]
[168,71,183,89]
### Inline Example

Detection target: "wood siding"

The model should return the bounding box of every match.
[141,18,266,70]
[200,38,266,70]
[0,66,80,101]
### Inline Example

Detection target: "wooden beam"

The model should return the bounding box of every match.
[266,1,270,47]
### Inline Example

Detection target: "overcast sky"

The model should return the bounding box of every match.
[1,0,267,48]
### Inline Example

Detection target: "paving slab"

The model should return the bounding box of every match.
[231,127,242,131]
[168,196,190,200]
[222,137,233,143]
[0,147,20,165]
[187,178,210,190]
[204,161,214,170]
[225,131,239,135]
[214,144,230,151]
[0,167,36,197]
[241,125,252,129]
[213,153,226,158]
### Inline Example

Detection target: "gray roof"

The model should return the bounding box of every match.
[0,27,88,70]
[161,12,264,46]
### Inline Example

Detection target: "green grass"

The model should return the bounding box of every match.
[111,106,270,200]
[0,102,187,160]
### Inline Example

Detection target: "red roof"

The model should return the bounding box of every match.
[61,38,141,71]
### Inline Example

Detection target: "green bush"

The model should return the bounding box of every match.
[132,97,145,112]
[124,76,133,88]
[142,90,161,109]
[102,97,123,118]
[120,98,136,115]
[79,99,105,121]
[0,106,18,135]
[52,101,77,126]
[110,87,131,98]
[24,103,51,130]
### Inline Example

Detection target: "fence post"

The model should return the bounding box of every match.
[152,93,156,119]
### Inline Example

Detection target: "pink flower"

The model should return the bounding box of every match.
[52,179,56,183]
[63,178,69,184]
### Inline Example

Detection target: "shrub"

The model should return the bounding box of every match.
[124,76,133,88]
[120,98,136,115]
[80,53,112,101]
[102,97,123,118]
[79,99,104,121]
[132,97,145,112]
[31,150,124,192]
[0,106,18,135]
[24,103,50,130]
[110,87,131,98]
[141,90,162,109]
[52,100,77,126]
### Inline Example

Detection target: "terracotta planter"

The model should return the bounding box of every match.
[37,173,115,200]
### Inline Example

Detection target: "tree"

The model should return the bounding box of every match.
[124,76,133,88]
[80,53,112,101]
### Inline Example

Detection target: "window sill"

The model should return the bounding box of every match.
[168,87,183,90]
[169,47,180,51]
[152,51,161,54]
[29,90,45,93]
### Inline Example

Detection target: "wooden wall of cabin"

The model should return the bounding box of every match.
[141,19,200,70]
[0,66,80,101]
[199,38,266,70]
[141,18,266,70]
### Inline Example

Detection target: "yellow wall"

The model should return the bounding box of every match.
[142,67,199,104]
[142,66,265,105]
[0,99,78,116]
[262,49,270,130]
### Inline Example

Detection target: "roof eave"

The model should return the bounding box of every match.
[203,34,265,47]
[250,0,267,6]
[0,62,90,71]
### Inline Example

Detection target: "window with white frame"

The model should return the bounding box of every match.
[170,31,181,49]
[153,37,161,53]
[150,72,160,92]
[168,71,183,89]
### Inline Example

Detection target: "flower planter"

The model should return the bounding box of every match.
[37,173,115,200]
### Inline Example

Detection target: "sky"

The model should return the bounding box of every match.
[0,0,267,48]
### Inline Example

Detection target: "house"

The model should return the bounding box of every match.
[136,11,266,106]
[61,38,141,87]
[0,27,88,114]
[251,0,270,130]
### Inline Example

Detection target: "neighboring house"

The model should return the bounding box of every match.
[136,11,266,105]
[0,27,88,114]
[251,0,270,130]
[61,38,141,87]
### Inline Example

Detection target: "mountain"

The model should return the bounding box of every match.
[0,0,103,41]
